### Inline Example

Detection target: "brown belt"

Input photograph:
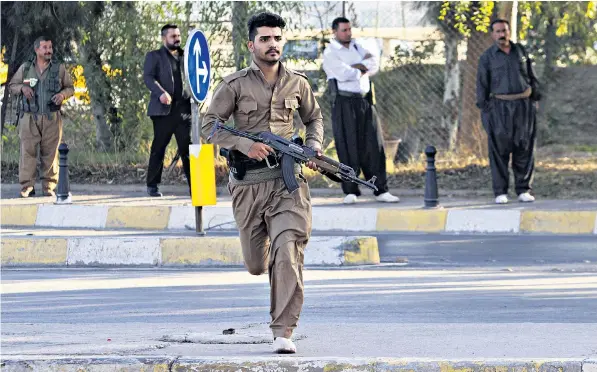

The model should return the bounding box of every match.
[491,87,532,100]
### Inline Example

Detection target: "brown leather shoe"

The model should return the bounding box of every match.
[20,187,35,198]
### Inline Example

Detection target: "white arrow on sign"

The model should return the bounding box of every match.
[193,38,209,93]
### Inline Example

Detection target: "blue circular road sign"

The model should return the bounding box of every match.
[184,29,211,103]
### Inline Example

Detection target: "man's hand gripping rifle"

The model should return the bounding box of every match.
[208,121,378,194]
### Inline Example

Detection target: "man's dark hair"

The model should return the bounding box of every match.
[33,36,51,49]
[247,12,286,41]
[490,19,510,32]
[332,17,350,30]
[161,24,178,37]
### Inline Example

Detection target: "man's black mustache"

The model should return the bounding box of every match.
[267,49,279,53]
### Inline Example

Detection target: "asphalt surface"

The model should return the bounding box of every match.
[2,233,597,359]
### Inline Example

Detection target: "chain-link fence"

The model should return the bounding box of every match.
[272,1,597,164]
[2,1,597,168]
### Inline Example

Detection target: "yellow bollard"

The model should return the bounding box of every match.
[189,143,217,207]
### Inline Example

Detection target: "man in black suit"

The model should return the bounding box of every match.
[143,24,192,197]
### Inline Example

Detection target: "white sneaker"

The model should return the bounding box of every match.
[273,337,296,354]
[518,192,535,203]
[376,192,400,203]
[343,194,358,204]
[495,194,509,204]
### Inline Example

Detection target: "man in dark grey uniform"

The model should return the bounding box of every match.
[477,19,541,204]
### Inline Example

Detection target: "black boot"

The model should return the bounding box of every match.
[147,186,163,197]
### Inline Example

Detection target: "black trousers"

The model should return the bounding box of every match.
[147,106,191,188]
[481,98,536,197]
[331,95,388,196]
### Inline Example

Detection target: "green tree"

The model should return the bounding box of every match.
[414,2,466,151]
[0,1,100,131]
[77,1,197,152]
[519,1,597,81]
[435,1,499,156]
[230,1,305,71]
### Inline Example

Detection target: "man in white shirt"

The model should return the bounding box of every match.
[322,17,399,204]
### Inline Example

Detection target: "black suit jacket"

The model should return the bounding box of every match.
[143,46,191,117]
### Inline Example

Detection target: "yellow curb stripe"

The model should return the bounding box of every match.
[1,238,67,265]
[376,209,447,232]
[1,205,38,226]
[161,237,243,265]
[521,211,597,234]
[106,206,171,229]
[343,237,380,265]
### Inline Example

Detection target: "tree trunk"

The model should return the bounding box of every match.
[543,15,558,83]
[79,41,113,152]
[91,98,112,152]
[456,2,510,157]
[457,29,493,156]
[443,31,460,152]
[1,32,20,133]
[497,1,513,23]
[184,2,193,35]
[232,1,250,71]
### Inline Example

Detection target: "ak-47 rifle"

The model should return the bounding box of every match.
[208,121,377,194]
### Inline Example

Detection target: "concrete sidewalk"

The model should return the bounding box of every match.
[2,184,596,234]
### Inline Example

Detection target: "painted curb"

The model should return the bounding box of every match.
[0,357,586,372]
[521,211,597,234]
[3,204,597,234]
[0,236,379,267]
[376,209,448,232]
[446,210,521,233]
[1,204,38,226]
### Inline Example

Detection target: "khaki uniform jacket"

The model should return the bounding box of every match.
[202,61,324,154]
[9,61,74,102]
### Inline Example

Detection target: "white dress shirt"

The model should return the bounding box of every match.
[322,39,379,94]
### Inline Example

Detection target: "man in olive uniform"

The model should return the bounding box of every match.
[202,12,323,354]
[9,36,74,198]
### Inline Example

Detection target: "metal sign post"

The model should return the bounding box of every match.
[184,29,214,235]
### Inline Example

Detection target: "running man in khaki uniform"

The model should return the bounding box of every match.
[202,12,323,354]
[9,36,74,198]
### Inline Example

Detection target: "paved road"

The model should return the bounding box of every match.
[2,234,597,359]
[377,233,597,267]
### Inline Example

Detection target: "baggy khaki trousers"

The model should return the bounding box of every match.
[18,112,63,192]
[229,176,311,339]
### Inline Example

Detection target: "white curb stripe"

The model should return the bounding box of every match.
[203,206,237,230]
[305,237,347,265]
[312,207,378,231]
[67,237,160,266]
[168,206,237,230]
[446,210,521,233]
[36,205,108,229]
